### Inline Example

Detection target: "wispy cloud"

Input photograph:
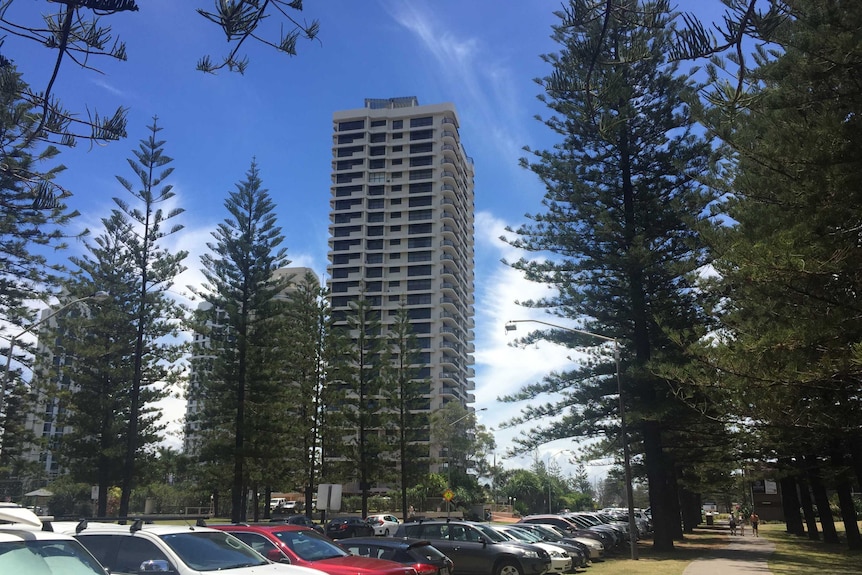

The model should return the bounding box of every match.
[382,1,534,184]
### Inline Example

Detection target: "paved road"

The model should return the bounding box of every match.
[682,531,776,575]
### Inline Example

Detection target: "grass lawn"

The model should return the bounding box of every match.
[582,522,862,575]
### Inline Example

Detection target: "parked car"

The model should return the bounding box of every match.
[513,523,604,561]
[518,515,615,551]
[366,514,400,536]
[340,536,454,575]
[491,525,574,573]
[211,524,416,575]
[325,517,375,539]
[395,519,550,575]
[273,514,325,534]
[53,518,329,575]
[0,504,108,575]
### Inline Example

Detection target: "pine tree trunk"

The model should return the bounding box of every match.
[796,470,820,541]
[778,461,804,535]
[831,447,862,550]
[644,421,674,551]
[806,456,840,544]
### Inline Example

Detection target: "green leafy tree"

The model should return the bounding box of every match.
[277,271,333,514]
[0,65,80,463]
[501,0,719,551]
[1,0,320,148]
[109,119,187,518]
[333,296,390,517]
[192,159,290,523]
[685,0,862,549]
[381,301,430,521]
[52,222,140,516]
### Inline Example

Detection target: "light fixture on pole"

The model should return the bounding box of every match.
[1,292,110,424]
[444,406,487,518]
[505,319,638,561]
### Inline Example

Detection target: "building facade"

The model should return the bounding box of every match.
[326,97,476,475]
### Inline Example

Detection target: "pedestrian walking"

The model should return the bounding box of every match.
[729,514,737,535]
[750,512,760,537]
[738,513,745,536]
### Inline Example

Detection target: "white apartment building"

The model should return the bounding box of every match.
[326,97,476,474]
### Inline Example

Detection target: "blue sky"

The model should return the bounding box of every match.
[10,0,726,482]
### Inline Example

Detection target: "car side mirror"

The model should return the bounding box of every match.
[138,559,174,572]
[266,549,287,563]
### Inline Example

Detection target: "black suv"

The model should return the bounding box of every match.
[395,520,550,575]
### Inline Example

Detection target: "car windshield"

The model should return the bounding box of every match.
[275,529,349,560]
[503,528,540,543]
[473,524,507,542]
[0,540,106,575]
[531,525,562,539]
[160,531,268,570]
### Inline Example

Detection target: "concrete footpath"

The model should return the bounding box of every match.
[682,530,776,575]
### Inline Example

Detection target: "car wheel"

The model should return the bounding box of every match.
[494,560,523,575]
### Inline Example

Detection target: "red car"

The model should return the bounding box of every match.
[211,524,418,575]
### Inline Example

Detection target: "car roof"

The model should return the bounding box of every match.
[339,537,433,549]
[213,523,311,533]
[52,519,222,537]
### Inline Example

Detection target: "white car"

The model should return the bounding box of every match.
[494,525,572,574]
[0,504,108,575]
[365,514,400,536]
[53,519,330,575]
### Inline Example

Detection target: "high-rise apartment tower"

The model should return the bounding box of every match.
[327,97,476,474]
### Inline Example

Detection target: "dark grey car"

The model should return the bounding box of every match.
[395,520,550,575]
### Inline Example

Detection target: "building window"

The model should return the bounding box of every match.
[369,185,385,195]
[338,119,365,131]
[368,212,384,223]
[410,116,433,127]
[408,223,433,234]
[366,267,383,278]
[392,158,403,165]
[367,239,384,250]
[408,236,432,248]
[390,253,401,260]
[390,225,401,232]
[409,169,433,180]
[409,196,433,207]
[408,251,433,262]
[368,198,385,209]
[369,172,386,183]
[389,266,401,273]
[408,265,432,276]
[408,279,432,291]
[410,129,433,140]
[393,132,403,139]
[393,145,403,152]
[410,142,433,154]
[408,209,433,221]
[393,120,403,129]
[370,146,386,156]
[368,226,384,236]
[370,158,385,169]
[371,119,386,127]
[390,238,401,246]
[409,156,433,167]
[367,253,383,264]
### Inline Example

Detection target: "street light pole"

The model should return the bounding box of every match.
[505,319,639,560]
[444,407,487,518]
[1,292,109,428]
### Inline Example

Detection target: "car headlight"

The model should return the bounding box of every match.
[549,551,562,557]
[522,550,539,558]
